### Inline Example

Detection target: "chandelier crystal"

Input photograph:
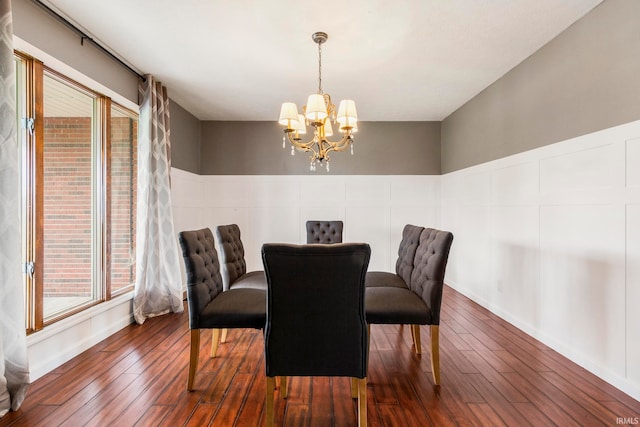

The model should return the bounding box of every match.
[278,32,358,172]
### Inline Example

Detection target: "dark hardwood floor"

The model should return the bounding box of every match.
[2,286,639,426]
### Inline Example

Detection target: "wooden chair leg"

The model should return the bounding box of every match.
[221,328,228,343]
[187,329,200,391]
[280,376,288,398]
[211,329,221,358]
[351,377,358,398]
[412,324,422,355]
[357,377,367,427]
[266,376,276,427]
[430,325,440,388]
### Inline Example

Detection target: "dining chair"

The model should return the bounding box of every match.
[305,220,343,244]
[178,228,266,391]
[261,243,371,426]
[215,224,267,291]
[365,224,424,288]
[215,224,267,343]
[364,227,453,389]
[407,228,454,387]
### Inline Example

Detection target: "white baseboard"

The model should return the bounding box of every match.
[26,292,134,381]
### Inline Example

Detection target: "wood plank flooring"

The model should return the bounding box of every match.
[2,286,639,426]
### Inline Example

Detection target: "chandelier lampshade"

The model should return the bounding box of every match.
[337,100,358,125]
[278,32,358,172]
[305,94,328,122]
[278,102,299,128]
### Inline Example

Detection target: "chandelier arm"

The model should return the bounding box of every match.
[286,132,320,155]
[323,134,353,153]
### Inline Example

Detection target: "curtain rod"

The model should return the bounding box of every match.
[32,0,146,81]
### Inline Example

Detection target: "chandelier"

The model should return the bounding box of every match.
[278,32,358,172]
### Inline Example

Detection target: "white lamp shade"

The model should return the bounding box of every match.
[278,102,299,128]
[305,94,328,121]
[295,114,307,134]
[337,99,358,124]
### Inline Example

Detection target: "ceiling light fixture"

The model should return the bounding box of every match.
[278,32,358,172]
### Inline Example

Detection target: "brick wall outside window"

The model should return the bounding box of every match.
[110,116,137,292]
[43,117,93,297]
[43,116,137,297]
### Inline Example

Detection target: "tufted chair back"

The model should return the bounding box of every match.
[262,243,370,426]
[262,242,370,378]
[409,228,454,324]
[395,224,425,286]
[178,228,223,329]
[306,220,344,244]
[215,224,247,290]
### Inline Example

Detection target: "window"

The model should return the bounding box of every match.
[16,52,138,332]
[109,105,137,294]
[42,72,97,318]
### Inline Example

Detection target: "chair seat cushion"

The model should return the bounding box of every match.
[198,288,266,329]
[229,270,267,290]
[365,287,431,324]
[365,271,408,288]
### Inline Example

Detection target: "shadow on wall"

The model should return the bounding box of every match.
[491,241,622,372]
[539,247,621,369]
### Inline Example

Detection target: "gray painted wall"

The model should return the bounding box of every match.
[441,0,640,174]
[170,101,201,174]
[13,0,139,103]
[200,121,440,175]
[18,0,636,177]
[13,1,202,174]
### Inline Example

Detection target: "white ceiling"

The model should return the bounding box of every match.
[42,0,602,122]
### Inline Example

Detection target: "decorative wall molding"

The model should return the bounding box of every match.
[441,119,640,401]
[170,171,442,275]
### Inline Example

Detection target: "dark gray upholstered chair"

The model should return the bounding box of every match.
[215,224,267,343]
[305,220,344,244]
[215,224,267,291]
[365,224,424,288]
[262,243,371,427]
[365,225,453,389]
[178,228,266,391]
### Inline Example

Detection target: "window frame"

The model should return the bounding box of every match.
[16,49,139,333]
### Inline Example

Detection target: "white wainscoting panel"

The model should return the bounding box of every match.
[626,204,640,388]
[347,206,389,270]
[539,205,625,374]
[491,206,539,329]
[171,173,441,274]
[491,162,539,205]
[441,119,640,400]
[539,144,619,194]
[626,138,640,188]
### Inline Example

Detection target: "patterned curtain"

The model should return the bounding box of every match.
[0,0,29,417]
[133,75,183,324]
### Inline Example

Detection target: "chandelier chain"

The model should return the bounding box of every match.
[318,41,322,94]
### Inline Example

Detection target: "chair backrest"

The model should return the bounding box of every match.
[178,228,223,329]
[262,243,370,378]
[305,220,344,244]
[409,228,454,324]
[215,224,247,290]
[395,224,425,286]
